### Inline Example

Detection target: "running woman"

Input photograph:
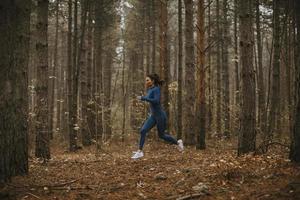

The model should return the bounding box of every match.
[131,73,184,159]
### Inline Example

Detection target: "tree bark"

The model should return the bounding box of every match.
[196,0,206,149]
[159,0,169,123]
[184,0,195,145]
[222,0,230,138]
[79,0,91,146]
[177,0,183,140]
[289,0,300,163]
[151,0,157,73]
[95,0,103,147]
[0,0,30,182]
[67,0,78,151]
[35,0,51,159]
[216,0,222,134]
[238,0,256,155]
[268,0,281,140]
[256,0,267,136]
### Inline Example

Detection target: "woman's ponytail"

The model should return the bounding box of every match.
[147,73,164,86]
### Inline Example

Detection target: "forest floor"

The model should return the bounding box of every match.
[1,137,300,200]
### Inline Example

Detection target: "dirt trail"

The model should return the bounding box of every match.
[1,140,300,200]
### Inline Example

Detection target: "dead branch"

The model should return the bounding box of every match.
[175,193,205,200]
[255,141,289,155]
[8,179,78,189]
[26,192,41,199]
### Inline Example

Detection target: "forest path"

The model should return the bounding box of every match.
[2,139,300,200]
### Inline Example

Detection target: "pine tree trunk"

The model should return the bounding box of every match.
[207,0,212,136]
[196,0,206,149]
[52,0,59,137]
[222,0,230,138]
[146,1,151,75]
[35,0,50,159]
[216,0,222,134]
[151,0,157,73]
[70,0,79,149]
[256,0,267,136]
[103,50,113,140]
[159,0,169,122]
[238,0,256,155]
[86,2,95,140]
[268,0,281,140]
[234,0,240,134]
[79,0,91,146]
[0,0,30,181]
[184,0,195,145]
[289,0,300,163]
[177,0,183,140]
[67,0,77,151]
[95,0,103,147]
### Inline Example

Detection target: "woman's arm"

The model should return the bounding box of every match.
[141,88,160,104]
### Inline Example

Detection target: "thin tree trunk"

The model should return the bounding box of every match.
[146,1,151,75]
[207,0,212,137]
[35,0,50,159]
[52,0,60,138]
[216,0,222,134]
[196,0,206,149]
[222,0,230,138]
[103,48,113,140]
[86,2,95,141]
[152,0,157,73]
[177,0,183,140]
[95,0,103,148]
[256,0,267,136]
[184,0,195,145]
[268,0,281,140]
[67,0,77,151]
[79,0,91,146]
[234,0,240,134]
[160,0,169,122]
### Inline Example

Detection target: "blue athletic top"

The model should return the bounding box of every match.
[141,86,164,116]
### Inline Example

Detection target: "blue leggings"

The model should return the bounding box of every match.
[139,114,178,150]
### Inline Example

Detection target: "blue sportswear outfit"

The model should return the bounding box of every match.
[139,86,178,150]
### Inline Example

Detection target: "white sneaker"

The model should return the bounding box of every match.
[177,139,184,152]
[131,150,144,159]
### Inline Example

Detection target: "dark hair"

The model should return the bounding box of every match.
[147,73,164,86]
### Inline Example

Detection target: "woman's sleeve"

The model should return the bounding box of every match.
[141,88,160,104]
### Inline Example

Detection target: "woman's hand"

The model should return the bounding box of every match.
[137,96,142,100]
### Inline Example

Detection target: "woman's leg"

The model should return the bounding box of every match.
[156,114,178,145]
[139,115,156,150]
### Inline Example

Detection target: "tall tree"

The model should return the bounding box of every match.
[237,0,256,155]
[268,0,281,140]
[222,0,230,137]
[94,0,104,146]
[160,0,169,121]
[196,0,206,149]
[177,0,183,140]
[234,0,240,134]
[67,0,78,151]
[290,0,300,163]
[151,0,157,73]
[184,0,195,145]
[50,0,60,139]
[216,0,222,134]
[256,0,267,136]
[86,1,96,141]
[35,0,50,159]
[79,0,91,146]
[0,0,30,182]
